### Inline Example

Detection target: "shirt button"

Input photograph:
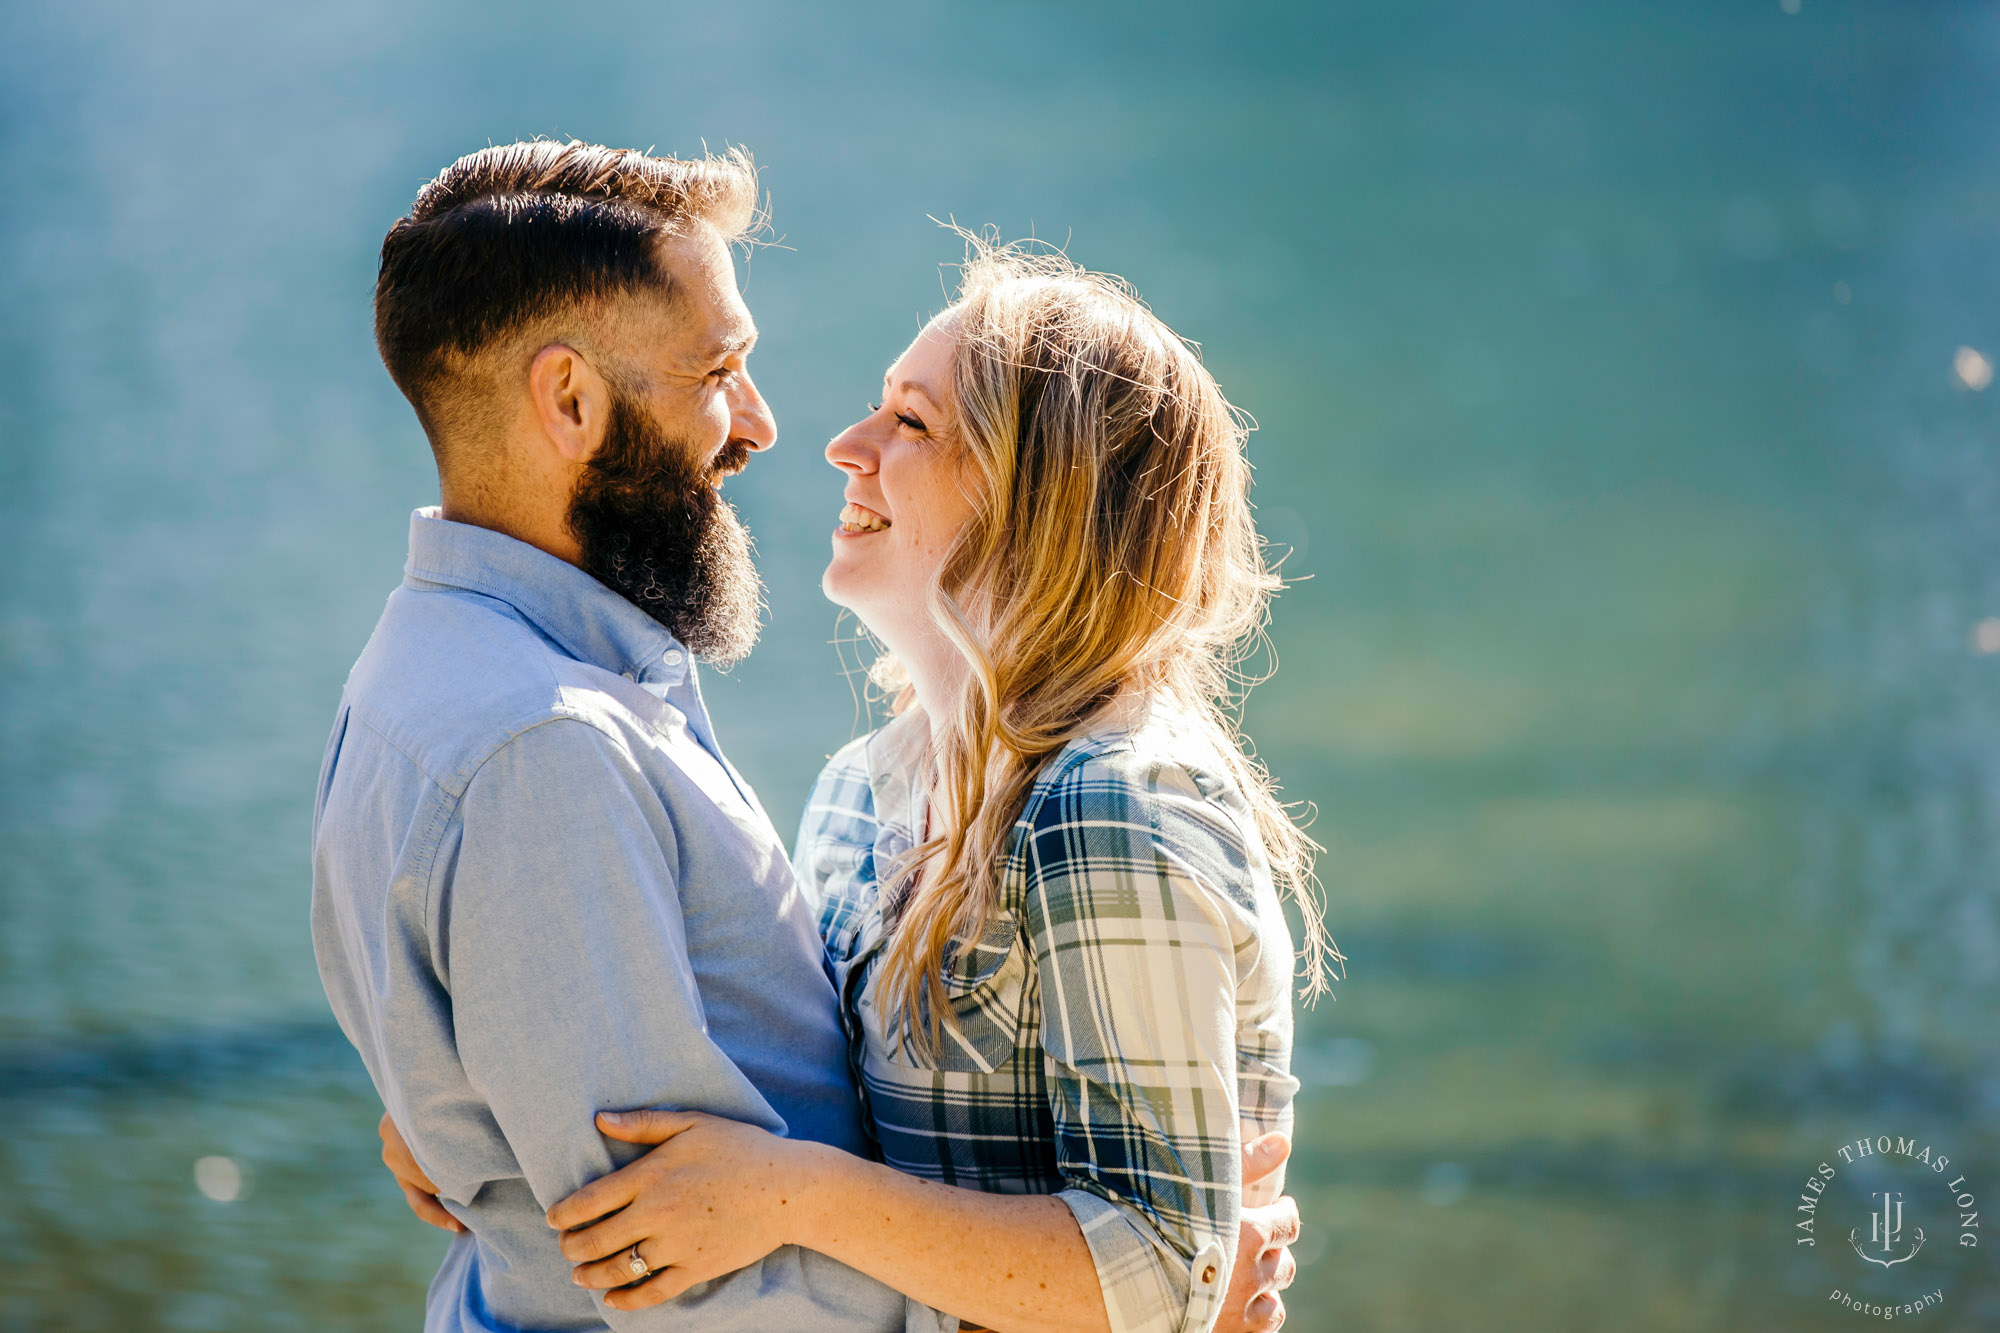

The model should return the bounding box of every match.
[662,649,684,666]
[1200,1265,1217,1285]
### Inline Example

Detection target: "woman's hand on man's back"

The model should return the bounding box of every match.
[380,1107,1304,1329]
[380,1110,464,1233]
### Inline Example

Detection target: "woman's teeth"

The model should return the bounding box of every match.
[840,502,890,533]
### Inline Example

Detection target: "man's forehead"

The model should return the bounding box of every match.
[688,301,757,361]
[654,227,755,361]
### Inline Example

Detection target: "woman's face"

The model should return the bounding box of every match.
[822,320,980,646]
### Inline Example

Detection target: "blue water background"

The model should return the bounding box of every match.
[2,2,1997,1328]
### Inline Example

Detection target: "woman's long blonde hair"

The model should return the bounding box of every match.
[874,239,1337,1055]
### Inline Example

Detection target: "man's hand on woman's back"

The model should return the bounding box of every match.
[1222,1132,1301,1333]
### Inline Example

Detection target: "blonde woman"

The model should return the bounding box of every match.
[389,245,1332,1333]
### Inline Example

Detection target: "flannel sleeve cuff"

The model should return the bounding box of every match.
[1057,1188,1230,1333]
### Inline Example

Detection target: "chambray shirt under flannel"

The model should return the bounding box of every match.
[795,707,1300,1333]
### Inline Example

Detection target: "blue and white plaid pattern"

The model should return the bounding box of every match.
[796,707,1299,1333]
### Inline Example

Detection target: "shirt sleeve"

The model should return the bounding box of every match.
[1017,754,1251,1333]
[435,716,787,1323]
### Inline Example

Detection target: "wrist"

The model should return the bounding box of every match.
[773,1138,841,1249]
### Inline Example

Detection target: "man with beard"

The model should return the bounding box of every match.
[309,141,931,1333]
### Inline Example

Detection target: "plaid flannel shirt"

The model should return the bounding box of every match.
[794,705,1299,1333]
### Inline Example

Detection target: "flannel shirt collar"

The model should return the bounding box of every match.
[862,709,932,862]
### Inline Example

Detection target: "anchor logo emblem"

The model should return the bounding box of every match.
[1849,1191,1925,1268]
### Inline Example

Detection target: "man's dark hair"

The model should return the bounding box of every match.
[373,139,758,448]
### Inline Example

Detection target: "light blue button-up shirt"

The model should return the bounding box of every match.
[311,509,931,1333]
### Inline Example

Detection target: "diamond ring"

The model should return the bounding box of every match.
[626,1244,652,1281]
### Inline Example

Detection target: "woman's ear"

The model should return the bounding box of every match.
[527,344,611,464]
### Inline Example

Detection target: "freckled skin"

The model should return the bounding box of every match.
[821,322,979,660]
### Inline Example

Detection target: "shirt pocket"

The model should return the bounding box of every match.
[815,849,878,965]
[907,914,1029,1075]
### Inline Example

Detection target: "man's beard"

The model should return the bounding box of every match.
[566,394,764,666]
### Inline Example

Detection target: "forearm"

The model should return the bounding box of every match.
[789,1142,1110,1333]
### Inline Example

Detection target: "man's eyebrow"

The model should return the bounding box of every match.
[699,325,758,362]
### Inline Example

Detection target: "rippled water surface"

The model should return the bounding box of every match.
[3,2,1997,1328]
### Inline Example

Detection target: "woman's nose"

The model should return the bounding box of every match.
[824,418,877,473]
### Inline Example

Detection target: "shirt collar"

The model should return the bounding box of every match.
[401,507,690,687]
[863,710,932,851]
[859,694,1173,850]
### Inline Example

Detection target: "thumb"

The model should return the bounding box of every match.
[1242,1131,1293,1184]
[595,1108,703,1144]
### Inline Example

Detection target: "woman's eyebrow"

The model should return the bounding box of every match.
[886,375,942,409]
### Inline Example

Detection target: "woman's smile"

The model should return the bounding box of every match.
[837,500,891,534]
[820,321,975,658]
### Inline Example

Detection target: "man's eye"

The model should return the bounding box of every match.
[710,367,737,383]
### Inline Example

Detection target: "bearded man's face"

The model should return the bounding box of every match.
[565,390,764,665]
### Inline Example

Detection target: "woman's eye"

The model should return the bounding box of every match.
[895,412,927,433]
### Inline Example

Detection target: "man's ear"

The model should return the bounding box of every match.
[527,344,611,464]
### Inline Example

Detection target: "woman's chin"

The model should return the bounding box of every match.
[820,561,867,613]
[821,566,900,637]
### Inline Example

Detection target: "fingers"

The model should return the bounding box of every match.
[380,1112,443,1195]
[380,1110,453,1230]
[604,1263,704,1312]
[1238,1196,1301,1259]
[1241,1131,1293,1188]
[380,1104,448,1200]
[399,1180,466,1233]
[559,1209,650,1265]
[1244,1291,1287,1332]
[546,1161,643,1232]
[594,1108,704,1145]
[1255,1242,1297,1291]
[547,1110,706,1229]
[570,1239,709,1311]
[572,1238,665,1292]
[1262,1196,1301,1250]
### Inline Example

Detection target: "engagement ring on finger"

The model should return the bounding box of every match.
[626,1245,651,1281]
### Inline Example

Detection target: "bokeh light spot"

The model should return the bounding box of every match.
[194,1156,242,1203]
[1953,346,1992,391]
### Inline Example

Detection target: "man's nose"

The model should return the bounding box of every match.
[732,374,776,451]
